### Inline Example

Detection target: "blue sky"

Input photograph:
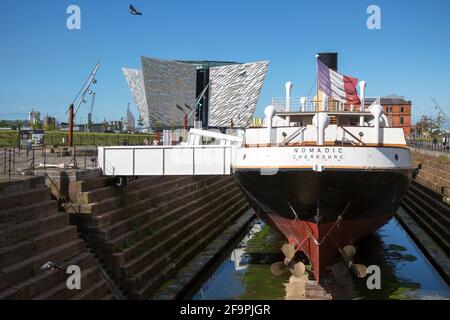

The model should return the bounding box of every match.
[0,0,449,123]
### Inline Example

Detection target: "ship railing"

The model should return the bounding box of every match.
[272,98,365,113]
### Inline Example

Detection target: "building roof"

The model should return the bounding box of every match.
[366,95,411,105]
[175,60,240,70]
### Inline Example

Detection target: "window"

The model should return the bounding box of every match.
[401,107,404,113]
[400,117,404,124]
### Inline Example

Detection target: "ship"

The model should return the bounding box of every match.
[98,54,414,282]
[231,58,413,281]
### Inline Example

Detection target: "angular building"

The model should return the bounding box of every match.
[122,57,269,129]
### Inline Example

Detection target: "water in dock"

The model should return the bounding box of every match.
[190,214,450,300]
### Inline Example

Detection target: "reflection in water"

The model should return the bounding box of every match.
[193,216,450,300]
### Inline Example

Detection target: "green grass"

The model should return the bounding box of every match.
[0,131,19,148]
[0,130,155,148]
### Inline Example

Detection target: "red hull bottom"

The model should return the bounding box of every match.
[263,212,394,281]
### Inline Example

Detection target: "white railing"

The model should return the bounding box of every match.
[98,145,235,176]
[271,97,363,113]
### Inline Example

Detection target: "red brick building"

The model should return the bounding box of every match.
[366,95,412,136]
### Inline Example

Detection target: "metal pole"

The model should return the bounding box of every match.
[69,104,74,147]
[13,146,15,171]
[8,150,11,180]
[43,144,46,169]
[4,148,6,174]
[32,149,35,175]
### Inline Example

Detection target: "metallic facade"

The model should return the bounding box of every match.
[141,57,197,127]
[123,58,269,128]
[122,68,150,128]
[208,61,269,128]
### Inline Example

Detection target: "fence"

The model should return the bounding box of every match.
[1,145,98,180]
[407,139,450,153]
[0,131,155,148]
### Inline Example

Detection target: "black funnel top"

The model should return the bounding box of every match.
[317,52,338,71]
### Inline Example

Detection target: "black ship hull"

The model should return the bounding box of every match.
[233,168,412,280]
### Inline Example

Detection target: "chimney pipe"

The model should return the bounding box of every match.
[285,82,293,126]
[359,80,366,126]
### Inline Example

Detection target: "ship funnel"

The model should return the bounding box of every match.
[312,113,330,145]
[370,104,384,145]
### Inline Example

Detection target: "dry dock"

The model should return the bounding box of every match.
[0,146,449,300]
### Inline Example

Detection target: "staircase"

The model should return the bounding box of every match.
[69,174,249,299]
[401,150,450,255]
[410,150,450,204]
[0,176,113,300]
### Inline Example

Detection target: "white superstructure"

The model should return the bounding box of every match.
[98,81,411,177]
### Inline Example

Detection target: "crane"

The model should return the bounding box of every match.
[66,61,100,146]
[430,97,449,131]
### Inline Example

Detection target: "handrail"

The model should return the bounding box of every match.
[341,127,365,146]
[44,172,81,214]
[282,126,306,146]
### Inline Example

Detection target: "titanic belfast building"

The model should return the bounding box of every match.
[122,57,269,129]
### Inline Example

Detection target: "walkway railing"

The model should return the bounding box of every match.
[407,139,450,153]
[1,145,98,180]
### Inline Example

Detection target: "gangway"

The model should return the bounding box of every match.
[98,129,243,176]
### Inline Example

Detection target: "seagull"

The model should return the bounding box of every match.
[129,4,143,15]
[41,261,63,273]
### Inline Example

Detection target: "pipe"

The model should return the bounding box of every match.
[68,104,74,147]
[313,113,330,145]
[359,81,366,126]
[359,81,366,112]
[370,104,384,145]
[264,105,276,144]
[285,82,292,126]
[300,97,307,112]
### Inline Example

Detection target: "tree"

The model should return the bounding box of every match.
[415,115,444,138]
[32,121,43,130]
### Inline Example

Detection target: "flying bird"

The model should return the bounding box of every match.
[129,4,143,15]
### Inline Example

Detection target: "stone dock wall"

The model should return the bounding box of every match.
[65,171,250,299]
[401,149,450,255]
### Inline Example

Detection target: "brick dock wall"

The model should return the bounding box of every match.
[0,175,114,300]
[66,172,250,299]
[401,148,450,255]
